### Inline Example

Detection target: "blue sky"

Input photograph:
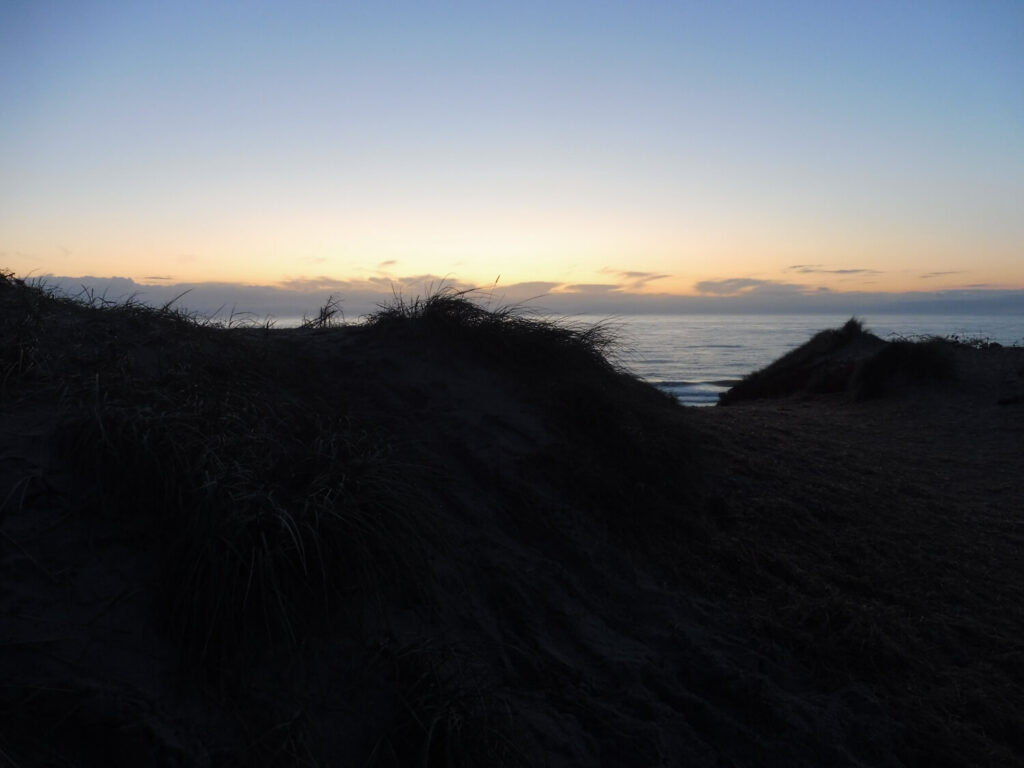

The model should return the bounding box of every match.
[2,0,1022,312]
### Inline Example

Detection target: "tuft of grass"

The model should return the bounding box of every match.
[888,330,1006,351]
[364,286,619,371]
[301,294,345,329]
[719,317,880,405]
[719,318,967,405]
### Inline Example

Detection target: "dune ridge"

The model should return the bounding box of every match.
[1,272,1022,766]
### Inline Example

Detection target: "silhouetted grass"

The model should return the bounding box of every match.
[365,286,619,371]
[719,318,962,405]
[363,286,699,547]
[719,318,878,404]
[300,294,344,329]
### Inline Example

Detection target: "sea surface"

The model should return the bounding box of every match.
[574,314,1024,406]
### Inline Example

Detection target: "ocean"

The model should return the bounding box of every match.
[579,314,1024,406]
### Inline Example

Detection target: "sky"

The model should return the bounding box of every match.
[2,1,1023,315]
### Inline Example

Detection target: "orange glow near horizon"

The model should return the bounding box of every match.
[6,233,1024,299]
[2,4,1022,305]
[8,209,1019,299]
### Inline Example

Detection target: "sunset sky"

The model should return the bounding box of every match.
[2,1,1022,312]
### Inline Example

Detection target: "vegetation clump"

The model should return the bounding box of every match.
[364,286,620,371]
[719,318,964,405]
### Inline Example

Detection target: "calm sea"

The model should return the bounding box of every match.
[576,314,1024,406]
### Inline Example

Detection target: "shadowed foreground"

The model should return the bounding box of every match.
[1,274,1022,766]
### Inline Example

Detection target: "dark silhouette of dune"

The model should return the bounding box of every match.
[717,317,1005,405]
[1,271,1022,766]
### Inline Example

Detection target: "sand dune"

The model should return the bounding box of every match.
[1,274,1022,766]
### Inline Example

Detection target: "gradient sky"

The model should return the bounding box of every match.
[2,1,1022,305]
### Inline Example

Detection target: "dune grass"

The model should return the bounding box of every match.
[364,285,620,371]
[718,318,877,404]
[719,317,964,405]
[300,294,345,329]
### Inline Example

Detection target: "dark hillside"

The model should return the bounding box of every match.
[2,273,1022,766]
[718,317,975,405]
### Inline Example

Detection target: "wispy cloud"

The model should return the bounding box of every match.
[278,273,473,295]
[377,260,398,269]
[786,265,881,275]
[920,271,963,279]
[694,278,809,296]
[560,283,620,295]
[600,268,672,291]
[492,281,562,303]
[142,275,174,281]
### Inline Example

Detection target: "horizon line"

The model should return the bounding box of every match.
[21,272,1024,319]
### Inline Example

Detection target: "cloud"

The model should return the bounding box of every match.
[600,268,672,291]
[490,281,562,304]
[498,280,560,295]
[787,264,820,271]
[377,260,398,268]
[28,272,1024,321]
[786,265,881,275]
[278,273,473,294]
[695,278,782,295]
[695,278,819,297]
[920,271,963,279]
[142,275,174,281]
[276,276,358,293]
[559,283,621,295]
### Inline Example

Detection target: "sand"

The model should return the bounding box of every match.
[1,276,1022,766]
